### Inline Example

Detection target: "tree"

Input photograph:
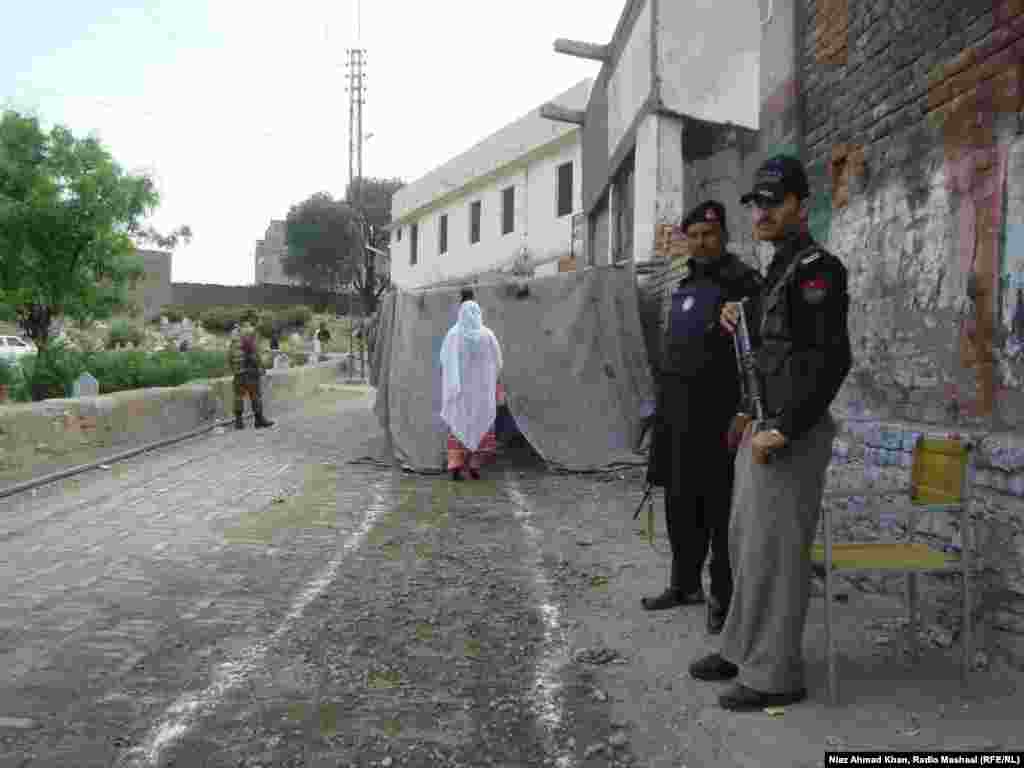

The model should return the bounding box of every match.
[0,109,191,400]
[281,192,362,301]
[345,176,404,313]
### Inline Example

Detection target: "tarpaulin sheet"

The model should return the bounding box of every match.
[371,264,656,473]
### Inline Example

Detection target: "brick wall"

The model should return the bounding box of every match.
[800,0,1023,431]
[792,0,1024,655]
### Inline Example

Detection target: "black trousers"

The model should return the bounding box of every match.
[665,453,734,608]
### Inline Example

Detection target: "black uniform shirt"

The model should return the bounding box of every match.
[745,232,852,441]
[660,251,763,409]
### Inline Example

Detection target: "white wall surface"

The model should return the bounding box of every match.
[392,80,591,222]
[606,0,652,159]
[391,142,582,289]
[656,0,759,129]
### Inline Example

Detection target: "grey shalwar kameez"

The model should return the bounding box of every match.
[717,231,852,695]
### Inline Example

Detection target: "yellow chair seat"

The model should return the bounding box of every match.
[810,542,956,570]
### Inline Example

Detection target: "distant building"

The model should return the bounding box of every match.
[388,79,592,290]
[254,220,302,287]
[127,248,172,321]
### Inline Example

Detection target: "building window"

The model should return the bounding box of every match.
[410,222,418,265]
[439,214,448,254]
[470,200,481,244]
[557,161,573,217]
[613,151,635,263]
[501,186,515,235]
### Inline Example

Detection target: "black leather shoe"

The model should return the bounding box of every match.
[706,598,728,635]
[689,653,738,681]
[718,683,807,711]
[641,588,704,611]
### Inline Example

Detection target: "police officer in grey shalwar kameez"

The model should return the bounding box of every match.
[688,155,852,711]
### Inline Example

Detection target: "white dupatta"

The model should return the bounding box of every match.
[440,301,503,451]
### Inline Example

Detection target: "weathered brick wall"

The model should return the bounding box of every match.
[794,0,1024,657]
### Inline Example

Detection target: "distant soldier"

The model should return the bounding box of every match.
[228,323,274,430]
[317,322,331,346]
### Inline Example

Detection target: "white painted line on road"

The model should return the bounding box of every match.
[116,480,391,768]
[505,478,576,768]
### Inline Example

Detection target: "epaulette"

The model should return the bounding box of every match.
[800,250,823,266]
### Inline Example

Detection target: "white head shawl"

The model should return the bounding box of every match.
[439,301,502,450]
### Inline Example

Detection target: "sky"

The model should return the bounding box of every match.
[2,1,626,286]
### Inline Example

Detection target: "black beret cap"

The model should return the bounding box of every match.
[681,200,728,234]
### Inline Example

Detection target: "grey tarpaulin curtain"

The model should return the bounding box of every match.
[372,264,656,473]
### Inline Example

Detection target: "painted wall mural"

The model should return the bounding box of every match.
[926,2,1023,421]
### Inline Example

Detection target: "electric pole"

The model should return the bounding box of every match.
[344,47,366,207]
[344,46,368,318]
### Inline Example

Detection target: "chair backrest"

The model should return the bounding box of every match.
[910,436,971,505]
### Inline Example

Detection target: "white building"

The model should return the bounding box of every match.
[551,0,761,271]
[388,79,592,290]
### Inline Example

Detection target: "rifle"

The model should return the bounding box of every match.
[732,298,766,432]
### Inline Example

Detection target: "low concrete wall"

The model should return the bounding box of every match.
[0,361,346,484]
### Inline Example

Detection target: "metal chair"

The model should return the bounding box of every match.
[811,435,975,704]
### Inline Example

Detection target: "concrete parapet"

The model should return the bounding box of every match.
[0,361,344,484]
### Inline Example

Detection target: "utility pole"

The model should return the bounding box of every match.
[344,47,366,207]
[344,46,368,320]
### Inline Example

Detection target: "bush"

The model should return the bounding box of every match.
[73,348,231,395]
[0,303,17,323]
[199,306,239,333]
[106,319,145,350]
[26,341,87,400]
[278,305,312,330]
[0,358,18,388]
[156,304,192,323]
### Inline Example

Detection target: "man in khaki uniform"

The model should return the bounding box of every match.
[228,323,274,430]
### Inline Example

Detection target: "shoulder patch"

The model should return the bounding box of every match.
[800,276,829,304]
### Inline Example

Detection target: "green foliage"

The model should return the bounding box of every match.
[0,304,16,323]
[199,306,242,333]
[25,341,87,399]
[0,109,191,398]
[283,193,361,293]
[256,312,276,339]
[149,304,193,323]
[277,305,312,329]
[0,357,17,387]
[6,359,32,402]
[106,318,144,349]
[14,346,231,400]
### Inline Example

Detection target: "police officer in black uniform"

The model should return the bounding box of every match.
[688,155,852,711]
[643,201,762,635]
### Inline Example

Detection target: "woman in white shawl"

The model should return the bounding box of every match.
[440,300,503,480]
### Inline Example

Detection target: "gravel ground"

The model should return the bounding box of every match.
[2,389,1024,768]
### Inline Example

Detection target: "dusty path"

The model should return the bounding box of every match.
[2,388,1023,768]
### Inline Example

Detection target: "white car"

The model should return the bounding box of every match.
[0,335,37,361]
